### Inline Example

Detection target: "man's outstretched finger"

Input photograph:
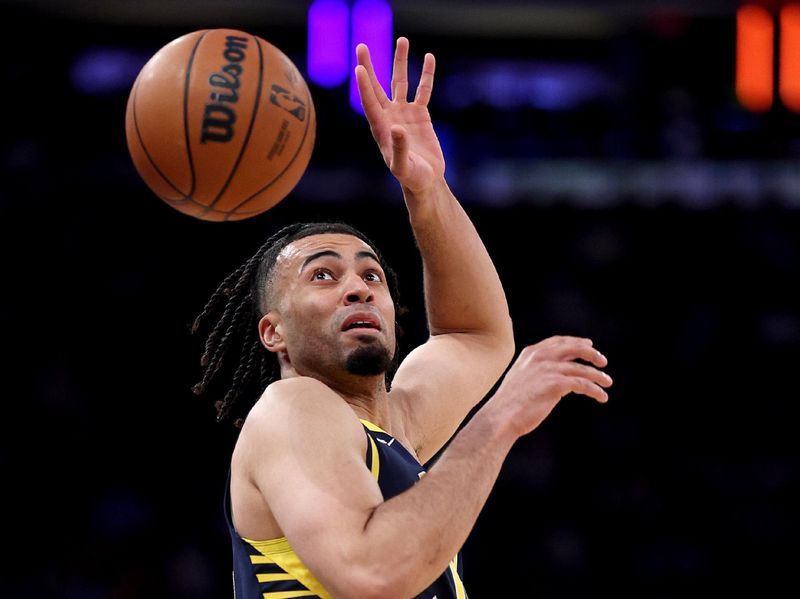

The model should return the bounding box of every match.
[559,362,613,388]
[391,37,410,102]
[355,65,385,125]
[569,377,610,404]
[536,337,607,367]
[414,52,436,105]
[566,344,608,368]
[356,43,390,107]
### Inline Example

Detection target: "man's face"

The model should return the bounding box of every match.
[265,233,396,380]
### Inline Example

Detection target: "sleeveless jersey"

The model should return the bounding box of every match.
[224,419,467,599]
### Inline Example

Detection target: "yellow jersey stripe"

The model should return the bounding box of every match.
[244,537,331,598]
[250,555,276,564]
[359,419,390,435]
[367,434,380,481]
[262,591,316,599]
[256,572,296,583]
[449,554,466,599]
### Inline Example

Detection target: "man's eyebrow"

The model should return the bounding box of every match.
[356,250,381,264]
[300,249,381,271]
[301,250,341,271]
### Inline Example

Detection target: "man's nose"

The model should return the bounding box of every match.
[343,274,373,304]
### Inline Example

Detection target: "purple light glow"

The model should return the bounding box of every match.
[308,0,349,88]
[70,48,150,95]
[350,0,393,113]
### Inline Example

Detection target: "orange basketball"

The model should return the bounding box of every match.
[125,29,316,222]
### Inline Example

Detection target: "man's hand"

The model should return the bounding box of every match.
[355,37,445,195]
[490,336,613,439]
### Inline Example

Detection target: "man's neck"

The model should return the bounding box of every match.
[280,365,392,428]
[341,384,391,428]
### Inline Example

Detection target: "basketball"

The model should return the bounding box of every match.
[125,29,316,222]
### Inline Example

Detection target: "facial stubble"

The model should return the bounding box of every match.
[345,335,394,376]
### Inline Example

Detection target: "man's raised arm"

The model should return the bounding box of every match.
[356,38,515,461]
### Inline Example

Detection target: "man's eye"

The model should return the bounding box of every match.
[313,270,334,281]
[364,272,382,282]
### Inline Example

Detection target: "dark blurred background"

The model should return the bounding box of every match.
[3,0,798,597]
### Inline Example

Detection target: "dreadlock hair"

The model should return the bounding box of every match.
[191,222,406,427]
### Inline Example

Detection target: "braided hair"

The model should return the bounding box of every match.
[191,222,405,426]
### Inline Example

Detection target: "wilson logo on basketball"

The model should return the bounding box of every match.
[200,35,248,144]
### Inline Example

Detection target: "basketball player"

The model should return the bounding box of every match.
[191,38,613,599]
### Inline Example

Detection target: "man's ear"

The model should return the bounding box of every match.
[259,312,286,353]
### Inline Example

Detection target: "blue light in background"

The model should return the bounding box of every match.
[308,0,350,88]
[441,60,613,111]
[70,48,149,95]
[350,0,393,113]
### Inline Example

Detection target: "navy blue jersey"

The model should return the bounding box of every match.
[224,418,467,598]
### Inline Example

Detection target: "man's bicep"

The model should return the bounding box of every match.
[391,333,510,463]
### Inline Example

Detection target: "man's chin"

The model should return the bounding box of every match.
[345,342,393,376]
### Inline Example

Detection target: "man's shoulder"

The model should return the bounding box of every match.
[266,375,337,400]
[250,376,336,415]
[240,376,364,446]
